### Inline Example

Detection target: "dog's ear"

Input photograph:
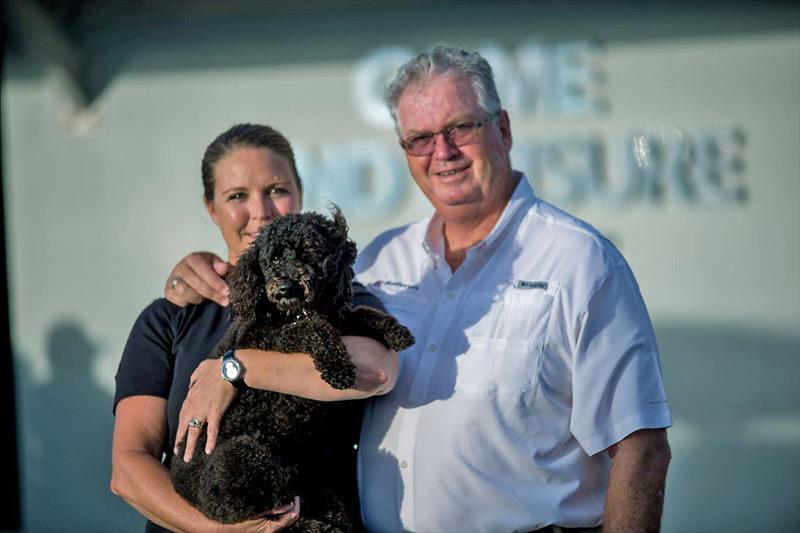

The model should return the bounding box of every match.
[228,245,265,324]
[329,204,357,266]
[343,238,357,268]
[331,204,348,237]
[335,241,357,305]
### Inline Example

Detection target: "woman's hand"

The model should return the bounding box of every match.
[166,251,230,307]
[223,497,301,532]
[174,358,237,460]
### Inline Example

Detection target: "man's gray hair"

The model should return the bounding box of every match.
[383,46,502,126]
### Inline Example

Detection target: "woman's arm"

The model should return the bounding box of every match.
[176,336,398,462]
[112,395,299,532]
[240,336,398,399]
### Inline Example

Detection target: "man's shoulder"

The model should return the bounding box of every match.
[524,198,626,270]
[355,219,428,272]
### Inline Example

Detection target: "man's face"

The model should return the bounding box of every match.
[396,72,513,221]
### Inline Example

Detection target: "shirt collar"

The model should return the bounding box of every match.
[422,172,536,258]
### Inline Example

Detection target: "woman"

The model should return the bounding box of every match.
[111,124,397,532]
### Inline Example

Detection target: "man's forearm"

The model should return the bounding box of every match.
[603,428,671,532]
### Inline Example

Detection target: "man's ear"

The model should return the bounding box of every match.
[498,109,512,152]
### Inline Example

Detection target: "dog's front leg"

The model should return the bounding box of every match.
[340,306,415,352]
[281,317,356,390]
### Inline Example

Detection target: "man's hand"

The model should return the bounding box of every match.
[174,358,236,461]
[166,252,230,307]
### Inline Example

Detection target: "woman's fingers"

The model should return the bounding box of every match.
[174,358,236,460]
[259,497,300,532]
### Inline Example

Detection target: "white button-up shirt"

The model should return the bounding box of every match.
[355,176,672,533]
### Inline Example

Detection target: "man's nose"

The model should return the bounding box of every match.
[432,131,461,159]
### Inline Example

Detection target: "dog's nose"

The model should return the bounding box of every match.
[275,279,302,299]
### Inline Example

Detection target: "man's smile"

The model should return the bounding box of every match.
[434,162,471,180]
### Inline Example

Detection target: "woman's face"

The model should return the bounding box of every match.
[205,147,302,264]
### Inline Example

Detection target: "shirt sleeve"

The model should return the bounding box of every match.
[569,264,673,456]
[352,281,386,312]
[113,299,176,414]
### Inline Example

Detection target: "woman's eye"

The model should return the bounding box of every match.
[268,187,289,196]
[228,191,246,201]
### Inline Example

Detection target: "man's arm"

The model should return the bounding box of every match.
[603,428,671,532]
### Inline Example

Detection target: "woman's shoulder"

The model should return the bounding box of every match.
[135,298,228,331]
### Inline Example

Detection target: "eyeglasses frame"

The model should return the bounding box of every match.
[399,111,502,156]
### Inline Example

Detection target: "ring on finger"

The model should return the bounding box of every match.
[188,418,206,429]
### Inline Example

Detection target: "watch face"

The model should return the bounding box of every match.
[223,360,240,380]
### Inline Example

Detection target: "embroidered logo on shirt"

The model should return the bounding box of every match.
[513,280,548,290]
[372,280,420,290]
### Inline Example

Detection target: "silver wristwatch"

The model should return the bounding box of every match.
[221,349,247,389]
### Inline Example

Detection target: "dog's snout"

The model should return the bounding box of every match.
[276,279,302,299]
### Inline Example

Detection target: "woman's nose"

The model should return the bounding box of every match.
[250,194,277,220]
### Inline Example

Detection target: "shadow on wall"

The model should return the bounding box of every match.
[15,320,142,533]
[657,321,800,533]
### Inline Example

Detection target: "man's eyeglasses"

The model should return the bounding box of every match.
[399,113,500,156]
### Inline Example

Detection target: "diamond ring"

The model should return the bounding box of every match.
[188,418,206,429]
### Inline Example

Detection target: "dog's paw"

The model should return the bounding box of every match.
[386,325,415,352]
[320,361,357,390]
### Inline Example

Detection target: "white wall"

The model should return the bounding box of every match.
[3,22,798,532]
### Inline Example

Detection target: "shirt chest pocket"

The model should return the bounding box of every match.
[454,284,557,397]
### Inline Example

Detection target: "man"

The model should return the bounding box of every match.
[168,47,671,532]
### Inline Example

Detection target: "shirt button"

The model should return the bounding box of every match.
[428,344,437,352]
[447,292,455,300]
[400,460,408,469]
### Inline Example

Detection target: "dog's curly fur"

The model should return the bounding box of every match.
[170,207,414,531]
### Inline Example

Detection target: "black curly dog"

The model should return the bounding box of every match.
[170,207,414,531]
